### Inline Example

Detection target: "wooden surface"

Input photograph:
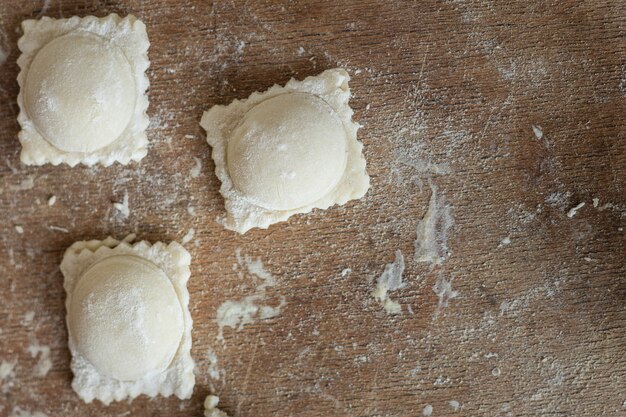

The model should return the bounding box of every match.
[0,1,625,416]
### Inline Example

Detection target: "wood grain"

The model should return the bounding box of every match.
[0,1,624,416]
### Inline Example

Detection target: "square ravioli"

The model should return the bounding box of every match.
[60,235,194,404]
[200,68,370,234]
[16,14,150,166]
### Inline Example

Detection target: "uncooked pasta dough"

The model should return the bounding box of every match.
[16,14,150,166]
[60,236,195,404]
[23,33,136,153]
[201,68,370,233]
[227,92,348,211]
[68,255,183,381]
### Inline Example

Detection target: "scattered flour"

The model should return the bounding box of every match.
[15,226,24,234]
[399,157,451,175]
[204,395,229,417]
[9,408,48,417]
[215,250,286,341]
[113,191,130,218]
[206,346,223,391]
[415,184,453,265]
[22,311,35,325]
[432,275,459,318]
[499,236,511,247]
[545,191,572,212]
[10,176,35,192]
[371,250,405,315]
[449,400,461,411]
[1,360,16,393]
[182,228,195,244]
[532,124,543,140]
[422,404,433,416]
[190,157,202,178]
[566,202,585,218]
[340,268,352,277]
[47,195,56,206]
[27,341,52,377]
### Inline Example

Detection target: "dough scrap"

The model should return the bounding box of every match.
[204,395,229,417]
[201,68,370,233]
[60,236,194,404]
[17,14,150,166]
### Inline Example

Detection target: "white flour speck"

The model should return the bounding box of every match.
[15,226,23,234]
[1,360,16,393]
[566,202,585,218]
[371,250,405,315]
[207,347,221,381]
[10,176,35,191]
[341,268,352,277]
[449,400,460,411]
[422,404,433,416]
[22,311,35,325]
[27,341,52,377]
[182,228,195,244]
[47,195,56,206]
[532,124,543,139]
[190,157,202,178]
[415,184,453,265]
[113,191,130,218]
[432,275,459,318]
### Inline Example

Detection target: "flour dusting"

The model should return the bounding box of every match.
[9,407,48,417]
[432,275,459,318]
[113,191,130,218]
[415,184,453,265]
[10,176,35,192]
[182,228,195,244]
[449,400,461,411]
[190,157,202,178]
[26,341,52,377]
[215,250,286,341]
[371,250,405,315]
[532,125,543,140]
[0,360,16,393]
[207,347,222,381]
[566,202,585,218]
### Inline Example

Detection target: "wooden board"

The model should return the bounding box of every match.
[0,1,624,416]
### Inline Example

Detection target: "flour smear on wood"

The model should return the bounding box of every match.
[415,184,453,265]
[215,249,286,341]
[372,250,406,314]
